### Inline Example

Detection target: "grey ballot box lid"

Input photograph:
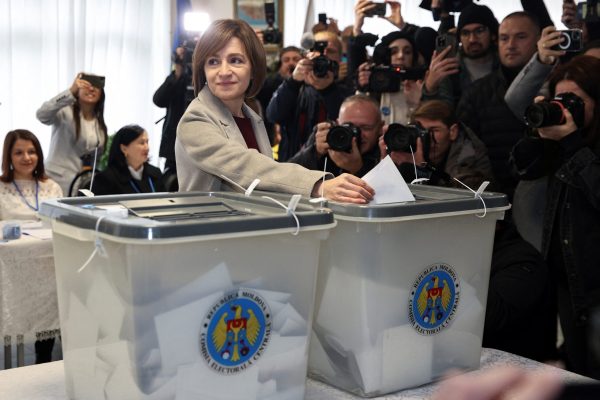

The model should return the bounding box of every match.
[318,184,510,219]
[38,191,334,240]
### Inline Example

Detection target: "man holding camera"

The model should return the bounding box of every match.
[423,3,499,105]
[382,99,494,190]
[288,94,382,177]
[456,12,541,199]
[266,31,353,162]
[153,45,194,176]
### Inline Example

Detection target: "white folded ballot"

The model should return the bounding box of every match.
[64,261,311,399]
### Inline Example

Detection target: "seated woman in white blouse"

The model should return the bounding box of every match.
[0,129,63,221]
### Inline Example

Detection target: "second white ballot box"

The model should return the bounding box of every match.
[308,185,510,397]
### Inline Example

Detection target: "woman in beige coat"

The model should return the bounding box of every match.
[175,19,374,203]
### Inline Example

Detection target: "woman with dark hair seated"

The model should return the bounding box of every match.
[92,125,165,195]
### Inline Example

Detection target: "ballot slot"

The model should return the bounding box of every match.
[119,198,250,221]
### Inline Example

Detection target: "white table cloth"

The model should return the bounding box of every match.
[0,232,59,343]
[0,348,594,399]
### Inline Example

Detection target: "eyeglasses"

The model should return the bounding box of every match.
[460,26,488,39]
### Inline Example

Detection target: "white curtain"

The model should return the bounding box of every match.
[0,0,171,169]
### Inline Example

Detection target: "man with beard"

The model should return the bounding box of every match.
[423,3,499,105]
[456,12,541,199]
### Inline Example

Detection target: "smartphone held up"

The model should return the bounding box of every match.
[364,1,389,18]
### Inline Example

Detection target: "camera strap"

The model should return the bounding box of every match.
[404,144,489,217]
[309,156,328,206]
[220,174,303,236]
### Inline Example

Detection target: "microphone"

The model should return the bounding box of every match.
[301,32,315,50]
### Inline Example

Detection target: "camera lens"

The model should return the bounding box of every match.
[384,123,431,160]
[384,123,414,152]
[370,69,393,92]
[368,66,404,93]
[327,123,360,152]
[560,32,572,50]
[310,41,338,78]
[263,27,281,44]
[524,102,565,128]
[313,56,330,78]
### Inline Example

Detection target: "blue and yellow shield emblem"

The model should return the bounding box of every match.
[409,263,460,335]
[200,289,271,373]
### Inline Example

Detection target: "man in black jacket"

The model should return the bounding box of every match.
[288,94,382,177]
[256,46,302,146]
[153,46,193,176]
[266,31,353,162]
[456,11,541,199]
[423,3,500,105]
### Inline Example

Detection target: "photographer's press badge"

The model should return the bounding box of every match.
[408,263,460,335]
[200,289,272,374]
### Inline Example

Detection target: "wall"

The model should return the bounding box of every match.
[191,0,234,21]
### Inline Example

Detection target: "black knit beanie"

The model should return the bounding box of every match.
[457,4,499,36]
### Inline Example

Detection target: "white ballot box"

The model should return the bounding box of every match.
[308,185,510,397]
[39,192,335,400]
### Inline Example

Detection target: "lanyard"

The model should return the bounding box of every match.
[129,177,156,193]
[12,180,39,211]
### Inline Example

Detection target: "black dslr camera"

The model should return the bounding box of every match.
[369,65,427,92]
[263,2,282,44]
[173,38,197,66]
[327,122,361,152]
[264,27,282,44]
[311,40,339,78]
[384,123,431,159]
[524,92,585,129]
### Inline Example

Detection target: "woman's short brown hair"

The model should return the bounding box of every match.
[192,19,267,98]
[1,129,48,183]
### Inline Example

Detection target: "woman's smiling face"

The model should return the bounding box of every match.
[11,139,39,179]
[204,37,252,105]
